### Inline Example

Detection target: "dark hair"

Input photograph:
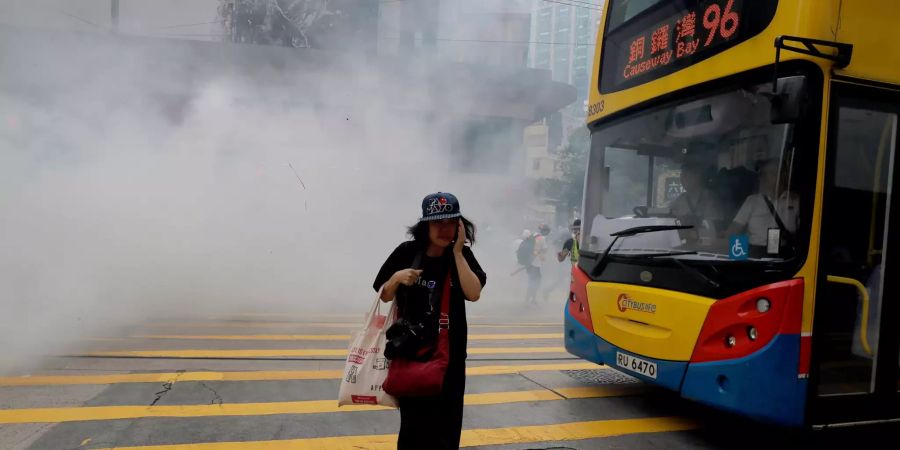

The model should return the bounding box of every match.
[407,216,477,247]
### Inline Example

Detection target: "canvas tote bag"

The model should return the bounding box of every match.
[337,290,399,407]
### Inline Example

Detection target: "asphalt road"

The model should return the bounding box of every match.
[0,311,895,449]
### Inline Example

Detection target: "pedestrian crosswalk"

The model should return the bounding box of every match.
[0,317,709,449]
[87,417,700,450]
[131,333,564,341]
[79,346,569,359]
[0,385,654,425]
[146,322,561,329]
[0,363,601,387]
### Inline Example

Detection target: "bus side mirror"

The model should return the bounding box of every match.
[769,76,807,124]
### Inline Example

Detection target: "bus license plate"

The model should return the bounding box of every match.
[616,352,657,379]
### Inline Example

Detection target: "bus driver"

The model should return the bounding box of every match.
[669,160,722,245]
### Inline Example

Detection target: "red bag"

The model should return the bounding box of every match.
[382,272,451,397]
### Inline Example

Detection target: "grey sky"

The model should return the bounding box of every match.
[0,0,220,38]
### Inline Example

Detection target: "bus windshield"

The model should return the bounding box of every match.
[582,80,811,275]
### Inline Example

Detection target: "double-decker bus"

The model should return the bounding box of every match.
[566,0,900,427]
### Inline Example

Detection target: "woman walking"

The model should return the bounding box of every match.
[373,192,486,449]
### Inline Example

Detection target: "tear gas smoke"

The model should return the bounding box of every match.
[0,0,574,374]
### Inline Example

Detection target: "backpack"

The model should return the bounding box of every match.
[516,235,536,266]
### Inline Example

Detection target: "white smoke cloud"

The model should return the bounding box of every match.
[0,0,573,374]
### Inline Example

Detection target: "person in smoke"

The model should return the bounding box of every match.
[557,219,582,265]
[540,224,570,301]
[522,224,549,304]
[374,192,486,450]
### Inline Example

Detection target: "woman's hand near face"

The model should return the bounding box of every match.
[393,268,423,286]
[453,219,466,255]
[453,220,483,301]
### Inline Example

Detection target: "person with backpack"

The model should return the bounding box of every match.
[515,230,535,265]
[516,229,537,304]
[373,192,486,450]
[518,224,548,304]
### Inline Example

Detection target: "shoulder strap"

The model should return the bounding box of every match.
[438,271,452,330]
[395,247,424,317]
[762,195,791,236]
[411,247,423,269]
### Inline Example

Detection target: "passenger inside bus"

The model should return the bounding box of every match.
[726,159,799,256]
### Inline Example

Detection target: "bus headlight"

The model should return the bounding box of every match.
[756,298,771,313]
[748,327,758,341]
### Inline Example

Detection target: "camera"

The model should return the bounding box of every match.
[385,317,437,360]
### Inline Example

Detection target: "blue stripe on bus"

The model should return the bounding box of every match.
[564,306,688,391]
[681,333,806,426]
[563,305,601,363]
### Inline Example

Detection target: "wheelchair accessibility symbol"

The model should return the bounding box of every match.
[729,235,749,260]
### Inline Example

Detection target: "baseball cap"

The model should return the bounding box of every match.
[420,192,461,221]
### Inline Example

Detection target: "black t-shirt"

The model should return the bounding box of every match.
[562,237,575,251]
[373,241,487,361]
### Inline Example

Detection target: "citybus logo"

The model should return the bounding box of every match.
[617,294,657,314]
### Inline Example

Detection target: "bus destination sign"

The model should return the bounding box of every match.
[600,0,778,93]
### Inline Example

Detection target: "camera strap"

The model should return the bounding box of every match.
[408,247,451,328]
[438,271,451,331]
[411,249,423,270]
[409,249,435,314]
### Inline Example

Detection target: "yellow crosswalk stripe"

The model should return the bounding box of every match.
[79,347,568,358]
[467,362,601,377]
[148,322,560,329]
[135,334,350,341]
[132,333,563,341]
[89,416,700,449]
[148,322,358,329]
[0,362,602,386]
[556,385,649,399]
[0,386,646,424]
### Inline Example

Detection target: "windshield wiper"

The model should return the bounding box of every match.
[592,225,693,276]
[610,225,694,238]
[639,251,698,258]
[610,250,697,259]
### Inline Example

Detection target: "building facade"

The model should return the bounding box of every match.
[529,0,602,137]
[377,0,533,66]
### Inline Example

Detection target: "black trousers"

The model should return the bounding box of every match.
[397,359,466,450]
